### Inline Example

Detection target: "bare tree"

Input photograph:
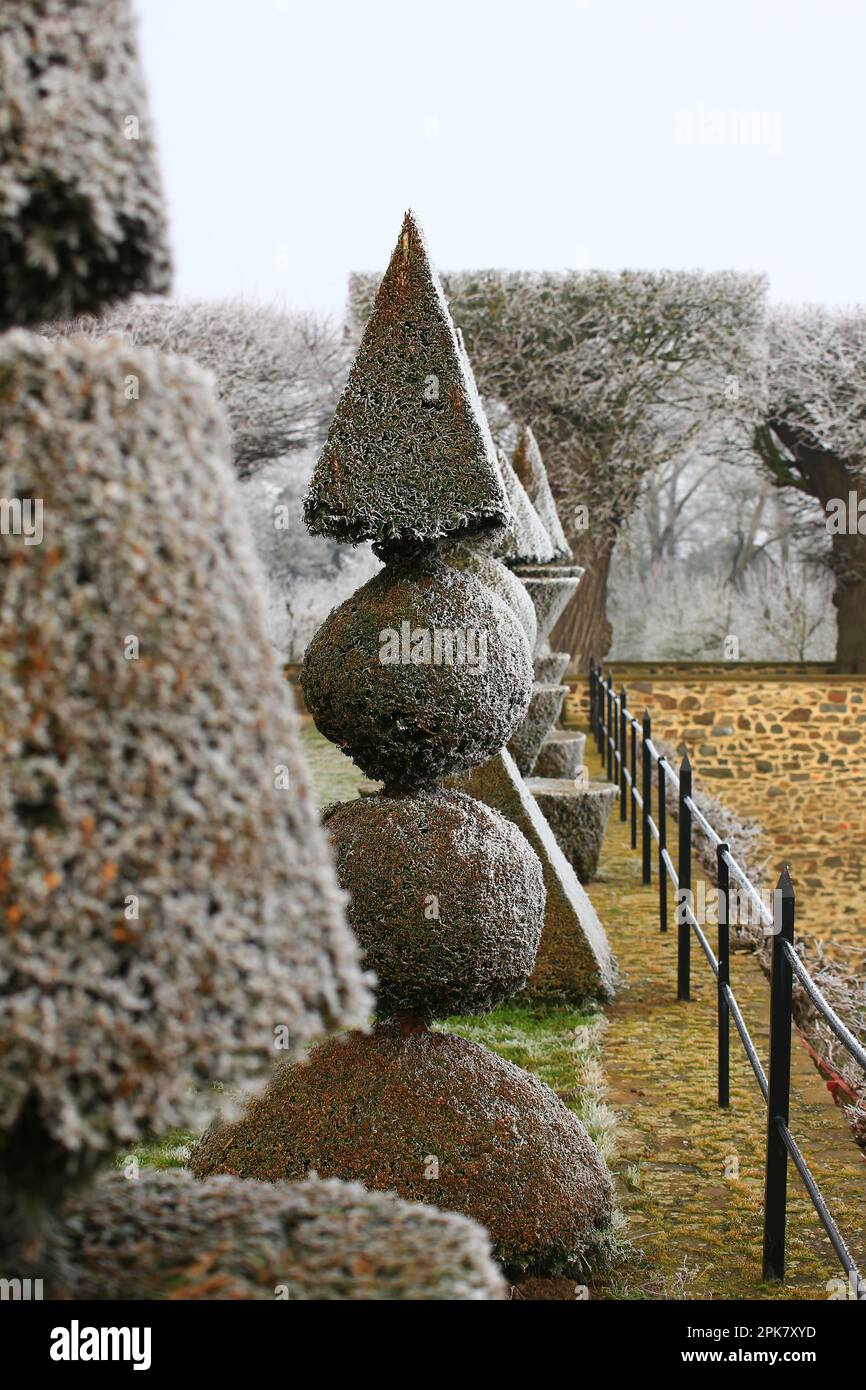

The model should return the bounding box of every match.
[754,306,866,671]
[57,298,349,477]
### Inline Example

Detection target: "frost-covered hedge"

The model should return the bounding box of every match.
[0,333,371,1183]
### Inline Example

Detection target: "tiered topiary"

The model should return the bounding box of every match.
[0,7,506,1300]
[191,211,614,1273]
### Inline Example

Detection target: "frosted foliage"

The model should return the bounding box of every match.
[511,427,572,561]
[766,307,866,469]
[488,450,554,565]
[609,555,835,661]
[0,333,371,1158]
[243,453,381,661]
[60,299,347,477]
[0,0,171,328]
[306,211,509,550]
[53,1172,507,1301]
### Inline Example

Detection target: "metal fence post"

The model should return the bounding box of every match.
[630,714,638,849]
[717,841,730,1109]
[657,756,667,932]
[677,752,692,1001]
[763,866,795,1283]
[606,677,614,780]
[619,687,628,820]
[642,711,652,884]
[588,657,596,739]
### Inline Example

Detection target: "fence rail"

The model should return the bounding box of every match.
[588,659,866,1296]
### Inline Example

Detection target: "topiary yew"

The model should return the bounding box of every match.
[323,788,545,1021]
[302,552,532,786]
[0,332,371,1216]
[0,0,171,329]
[191,1030,614,1275]
[43,1171,507,1301]
[304,210,508,554]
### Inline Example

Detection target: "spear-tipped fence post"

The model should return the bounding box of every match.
[642,711,652,884]
[619,687,628,820]
[606,677,614,781]
[630,712,638,849]
[717,840,730,1108]
[657,756,667,932]
[677,751,693,1001]
[588,657,596,741]
[762,866,795,1283]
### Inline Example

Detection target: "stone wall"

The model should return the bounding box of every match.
[565,663,866,953]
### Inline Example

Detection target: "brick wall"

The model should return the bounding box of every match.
[565,663,866,952]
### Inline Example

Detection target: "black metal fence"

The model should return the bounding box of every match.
[589,660,866,1296]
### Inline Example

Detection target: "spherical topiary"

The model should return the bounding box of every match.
[41,1171,506,1301]
[191,1029,614,1274]
[323,788,545,1021]
[437,541,537,650]
[0,0,171,329]
[0,333,371,1201]
[301,554,532,786]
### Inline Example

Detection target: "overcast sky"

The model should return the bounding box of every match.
[135,0,863,318]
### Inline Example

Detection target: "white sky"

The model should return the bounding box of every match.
[135,0,864,318]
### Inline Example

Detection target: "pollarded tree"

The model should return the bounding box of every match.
[348,269,767,668]
[754,306,866,672]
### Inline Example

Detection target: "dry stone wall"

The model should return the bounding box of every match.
[566,662,866,952]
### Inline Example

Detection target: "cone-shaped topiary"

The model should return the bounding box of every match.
[301,553,532,786]
[191,1029,614,1275]
[0,0,171,329]
[490,449,555,566]
[0,333,372,1211]
[436,540,536,649]
[304,210,509,553]
[40,1171,507,1301]
[322,788,545,1021]
[511,426,573,561]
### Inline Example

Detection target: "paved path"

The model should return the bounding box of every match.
[580,730,866,1300]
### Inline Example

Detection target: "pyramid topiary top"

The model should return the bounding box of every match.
[490,449,555,566]
[511,426,573,562]
[0,0,172,329]
[304,211,509,553]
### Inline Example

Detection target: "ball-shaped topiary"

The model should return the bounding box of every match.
[0,333,371,1203]
[191,1029,614,1274]
[323,788,545,1021]
[0,0,171,329]
[301,554,533,786]
[41,1171,506,1301]
[436,540,537,650]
